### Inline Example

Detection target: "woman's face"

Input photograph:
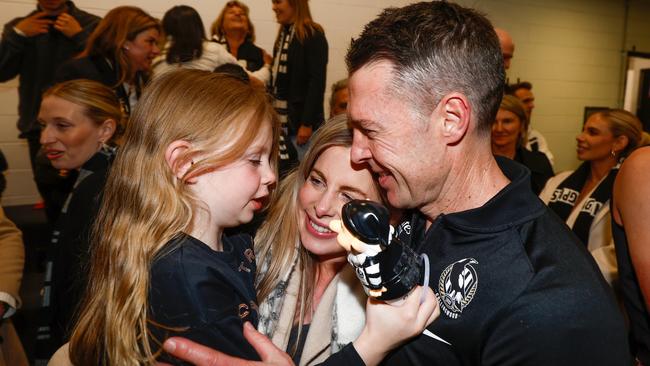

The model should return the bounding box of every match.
[492,109,523,150]
[576,113,619,162]
[124,27,161,72]
[38,96,113,170]
[223,5,249,33]
[298,146,381,261]
[271,0,295,25]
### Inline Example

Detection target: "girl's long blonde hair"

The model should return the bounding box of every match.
[255,115,383,343]
[69,69,278,365]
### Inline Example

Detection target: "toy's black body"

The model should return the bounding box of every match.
[341,200,423,301]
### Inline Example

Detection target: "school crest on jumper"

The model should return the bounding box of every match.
[437,258,479,319]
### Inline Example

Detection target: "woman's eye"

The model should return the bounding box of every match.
[249,159,262,166]
[309,176,324,187]
[341,192,355,202]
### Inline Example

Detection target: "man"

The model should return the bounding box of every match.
[0,0,99,221]
[494,28,514,70]
[329,78,349,118]
[507,81,555,165]
[163,2,629,365]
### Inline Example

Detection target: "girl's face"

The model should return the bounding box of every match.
[298,146,381,261]
[271,0,295,25]
[38,96,113,170]
[193,120,276,229]
[223,5,248,33]
[576,114,620,162]
[124,27,161,73]
[491,108,523,150]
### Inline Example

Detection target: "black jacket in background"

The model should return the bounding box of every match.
[0,1,99,134]
[514,146,554,195]
[274,28,328,133]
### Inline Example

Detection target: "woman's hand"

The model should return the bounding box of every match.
[160,322,294,366]
[353,285,440,366]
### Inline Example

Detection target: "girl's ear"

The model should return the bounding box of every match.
[165,140,197,183]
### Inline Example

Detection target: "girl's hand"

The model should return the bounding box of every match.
[353,285,440,366]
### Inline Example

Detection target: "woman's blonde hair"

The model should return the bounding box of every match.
[83,6,161,85]
[43,79,125,142]
[211,1,256,42]
[69,69,278,365]
[597,108,649,159]
[275,0,323,43]
[497,94,529,147]
[255,115,384,354]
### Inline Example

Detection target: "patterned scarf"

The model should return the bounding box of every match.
[547,161,619,244]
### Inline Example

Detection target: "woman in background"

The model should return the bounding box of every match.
[491,95,553,194]
[34,79,121,361]
[270,0,328,174]
[540,109,647,286]
[612,146,650,365]
[211,1,271,76]
[153,5,269,84]
[55,6,161,116]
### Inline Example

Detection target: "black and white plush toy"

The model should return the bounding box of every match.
[329,200,424,302]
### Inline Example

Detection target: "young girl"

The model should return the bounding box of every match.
[68,69,278,365]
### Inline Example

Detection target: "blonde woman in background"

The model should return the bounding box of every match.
[211,1,272,78]
[540,109,649,286]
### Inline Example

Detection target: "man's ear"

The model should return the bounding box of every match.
[165,140,196,183]
[435,92,471,145]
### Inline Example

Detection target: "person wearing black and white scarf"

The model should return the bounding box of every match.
[540,109,647,286]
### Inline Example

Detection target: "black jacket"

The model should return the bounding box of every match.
[275,29,328,133]
[319,157,629,366]
[35,148,115,360]
[514,146,554,195]
[0,1,99,134]
[149,233,260,364]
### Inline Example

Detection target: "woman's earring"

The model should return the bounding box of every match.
[611,149,617,158]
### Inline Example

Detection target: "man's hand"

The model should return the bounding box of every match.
[262,50,272,66]
[296,125,312,146]
[15,12,53,37]
[160,322,294,366]
[53,13,82,38]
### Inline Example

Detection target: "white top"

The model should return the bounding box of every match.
[526,127,555,167]
[539,171,617,286]
[152,40,270,85]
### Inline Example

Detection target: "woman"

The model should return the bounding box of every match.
[211,1,270,74]
[540,109,646,285]
[152,5,270,84]
[257,115,403,365]
[270,0,328,173]
[612,146,650,365]
[491,95,553,194]
[55,6,161,116]
[33,79,121,360]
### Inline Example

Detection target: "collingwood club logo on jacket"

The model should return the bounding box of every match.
[437,258,479,319]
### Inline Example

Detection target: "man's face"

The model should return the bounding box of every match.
[348,61,447,210]
[514,88,535,119]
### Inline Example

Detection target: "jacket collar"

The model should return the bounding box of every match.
[416,156,545,234]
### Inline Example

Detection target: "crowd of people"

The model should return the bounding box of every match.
[0,1,649,365]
